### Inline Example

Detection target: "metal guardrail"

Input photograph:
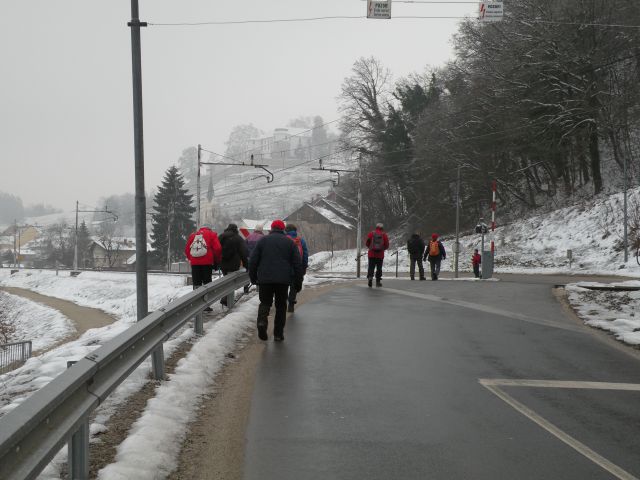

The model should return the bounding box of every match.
[0,270,250,480]
[0,340,33,375]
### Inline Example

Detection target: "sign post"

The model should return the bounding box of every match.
[367,0,392,19]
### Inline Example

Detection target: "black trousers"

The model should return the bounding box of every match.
[191,264,213,288]
[367,257,383,280]
[259,284,289,336]
[429,259,441,279]
[410,256,425,279]
[473,264,480,278]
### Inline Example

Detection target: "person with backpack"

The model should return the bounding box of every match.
[184,224,223,310]
[219,223,249,305]
[472,249,481,278]
[365,223,389,287]
[407,232,426,281]
[249,220,303,342]
[285,223,309,312]
[246,223,265,259]
[424,233,446,280]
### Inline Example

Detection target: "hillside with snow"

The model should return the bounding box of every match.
[309,187,640,277]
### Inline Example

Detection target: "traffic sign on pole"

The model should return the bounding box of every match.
[479,1,503,22]
[367,0,392,19]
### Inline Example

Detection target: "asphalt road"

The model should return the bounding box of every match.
[243,275,640,480]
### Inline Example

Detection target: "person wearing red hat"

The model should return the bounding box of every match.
[424,233,446,280]
[365,222,389,287]
[248,219,303,341]
[185,224,223,310]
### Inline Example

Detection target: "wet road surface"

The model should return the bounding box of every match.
[243,276,640,480]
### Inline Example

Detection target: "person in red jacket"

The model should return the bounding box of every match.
[184,224,222,292]
[472,249,481,278]
[365,223,389,288]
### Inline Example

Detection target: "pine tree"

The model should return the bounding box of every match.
[151,166,196,268]
[77,220,92,268]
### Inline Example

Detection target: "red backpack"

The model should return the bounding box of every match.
[292,236,303,258]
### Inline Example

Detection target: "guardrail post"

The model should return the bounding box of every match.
[226,291,235,309]
[151,346,165,380]
[68,421,89,480]
[194,312,203,335]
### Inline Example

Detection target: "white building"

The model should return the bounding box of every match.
[245,127,313,163]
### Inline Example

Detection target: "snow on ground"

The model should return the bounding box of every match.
[0,290,74,351]
[566,281,640,346]
[96,297,258,480]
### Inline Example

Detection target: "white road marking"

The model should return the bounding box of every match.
[480,379,640,480]
[360,284,583,332]
[480,378,640,391]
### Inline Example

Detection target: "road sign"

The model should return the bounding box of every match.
[479,1,503,22]
[367,0,392,19]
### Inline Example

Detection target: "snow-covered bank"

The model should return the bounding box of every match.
[566,281,640,346]
[0,290,74,351]
[309,188,640,277]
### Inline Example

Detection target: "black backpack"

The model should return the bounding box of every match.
[371,232,384,251]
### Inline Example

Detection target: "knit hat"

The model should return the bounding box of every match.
[271,219,286,231]
[254,223,264,232]
[432,233,439,240]
[376,223,384,229]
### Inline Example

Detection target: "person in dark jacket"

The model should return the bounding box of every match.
[245,223,265,259]
[249,219,303,342]
[472,249,481,278]
[285,223,309,312]
[219,223,249,305]
[424,233,446,280]
[407,232,426,281]
[365,223,390,288]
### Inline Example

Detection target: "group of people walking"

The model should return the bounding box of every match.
[365,225,448,285]
[184,220,307,341]
[185,219,481,342]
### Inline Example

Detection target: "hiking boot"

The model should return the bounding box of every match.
[376,280,382,288]
[257,304,269,341]
[410,277,415,281]
[287,302,295,313]
[367,277,373,288]
[274,334,285,342]
[419,277,426,281]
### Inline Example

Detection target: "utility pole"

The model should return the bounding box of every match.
[454,165,461,278]
[196,144,201,228]
[356,154,363,278]
[128,0,148,323]
[74,201,79,271]
[624,153,628,263]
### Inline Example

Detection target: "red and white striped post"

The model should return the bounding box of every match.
[490,180,497,253]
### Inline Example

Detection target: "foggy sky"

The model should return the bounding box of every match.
[0,0,476,211]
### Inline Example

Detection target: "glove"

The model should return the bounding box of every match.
[295,282,303,293]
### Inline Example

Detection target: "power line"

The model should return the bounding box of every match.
[148,15,470,27]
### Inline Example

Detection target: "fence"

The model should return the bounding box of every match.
[0,340,32,375]
[0,270,250,480]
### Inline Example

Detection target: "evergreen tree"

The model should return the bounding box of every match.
[151,166,196,268]
[77,220,92,268]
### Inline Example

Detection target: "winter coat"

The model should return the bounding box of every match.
[286,230,309,270]
[219,226,249,273]
[246,231,264,258]
[472,253,481,266]
[425,240,446,262]
[184,227,222,267]
[366,228,390,259]
[249,230,303,289]
[407,234,426,259]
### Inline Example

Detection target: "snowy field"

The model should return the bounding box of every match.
[0,290,74,352]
